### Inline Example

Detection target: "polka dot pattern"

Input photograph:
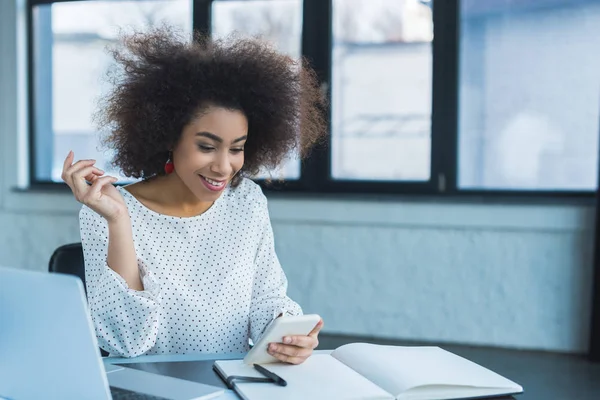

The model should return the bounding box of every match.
[79,178,302,358]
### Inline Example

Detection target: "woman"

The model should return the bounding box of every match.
[61,28,327,362]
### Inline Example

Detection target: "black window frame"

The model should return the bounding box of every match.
[591,183,600,362]
[26,0,597,198]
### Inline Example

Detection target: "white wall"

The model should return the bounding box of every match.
[0,0,596,354]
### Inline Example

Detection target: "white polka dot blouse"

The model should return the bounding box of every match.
[79,178,302,358]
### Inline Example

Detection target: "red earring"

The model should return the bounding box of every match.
[164,154,174,174]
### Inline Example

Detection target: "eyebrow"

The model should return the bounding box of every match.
[196,131,247,144]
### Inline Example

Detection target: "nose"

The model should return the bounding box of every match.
[210,150,233,178]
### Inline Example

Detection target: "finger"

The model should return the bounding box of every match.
[87,174,101,183]
[61,151,76,186]
[62,150,74,175]
[85,173,106,185]
[64,159,97,184]
[281,335,318,350]
[73,166,104,181]
[82,167,105,182]
[67,159,97,172]
[308,319,324,337]
[269,351,308,365]
[71,166,103,196]
[66,159,97,178]
[268,343,312,358]
[87,175,118,196]
[82,176,118,204]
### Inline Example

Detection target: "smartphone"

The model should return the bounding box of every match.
[243,314,321,365]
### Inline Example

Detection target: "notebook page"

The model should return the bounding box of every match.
[399,384,522,400]
[215,355,393,400]
[331,343,522,398]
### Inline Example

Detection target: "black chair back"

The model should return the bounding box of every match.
[48,243,87,295]
[49,242,109,357]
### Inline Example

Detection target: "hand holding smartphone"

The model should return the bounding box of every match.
[243,314,321,365]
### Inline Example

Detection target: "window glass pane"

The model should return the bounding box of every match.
[331,0,433,181]
[212,0,303,180]
[32,0,192,183]
[458,0,600,190]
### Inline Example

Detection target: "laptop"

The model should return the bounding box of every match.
[0,266,225,400]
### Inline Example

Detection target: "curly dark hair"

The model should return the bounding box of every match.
[95,26,327,186]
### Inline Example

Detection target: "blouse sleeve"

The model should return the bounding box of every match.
[248,197,303,343]
[79,205,161,357]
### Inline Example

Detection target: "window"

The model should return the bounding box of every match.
[30,0,192,183]
[211,0,303,180]
[331,0,433,181]
[458,0,600,191]
[29,0,600,195]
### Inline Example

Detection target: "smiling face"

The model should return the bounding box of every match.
[171,106,247,202]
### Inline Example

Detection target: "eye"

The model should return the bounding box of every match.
[230,148,244,154]
[198,144,215,152]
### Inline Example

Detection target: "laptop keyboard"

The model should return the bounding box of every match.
[110,386,171,400]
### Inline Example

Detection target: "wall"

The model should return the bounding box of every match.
[0,0,595,354]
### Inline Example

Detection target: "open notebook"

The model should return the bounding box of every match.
[214,343,523,400]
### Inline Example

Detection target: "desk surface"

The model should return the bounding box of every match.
[105,353,246,399]
[104,351,332,400]
[103,352,517,400]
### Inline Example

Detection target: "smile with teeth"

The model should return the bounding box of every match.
[200,175,225,187]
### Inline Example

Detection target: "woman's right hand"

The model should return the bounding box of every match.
[61,151,128,223]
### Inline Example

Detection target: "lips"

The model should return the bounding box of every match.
[199,174,226,192]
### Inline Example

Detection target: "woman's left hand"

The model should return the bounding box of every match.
[267,318,324,365]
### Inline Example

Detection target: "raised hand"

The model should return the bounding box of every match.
[61,151,127,223]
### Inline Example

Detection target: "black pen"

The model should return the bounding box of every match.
[253,364,287,387]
